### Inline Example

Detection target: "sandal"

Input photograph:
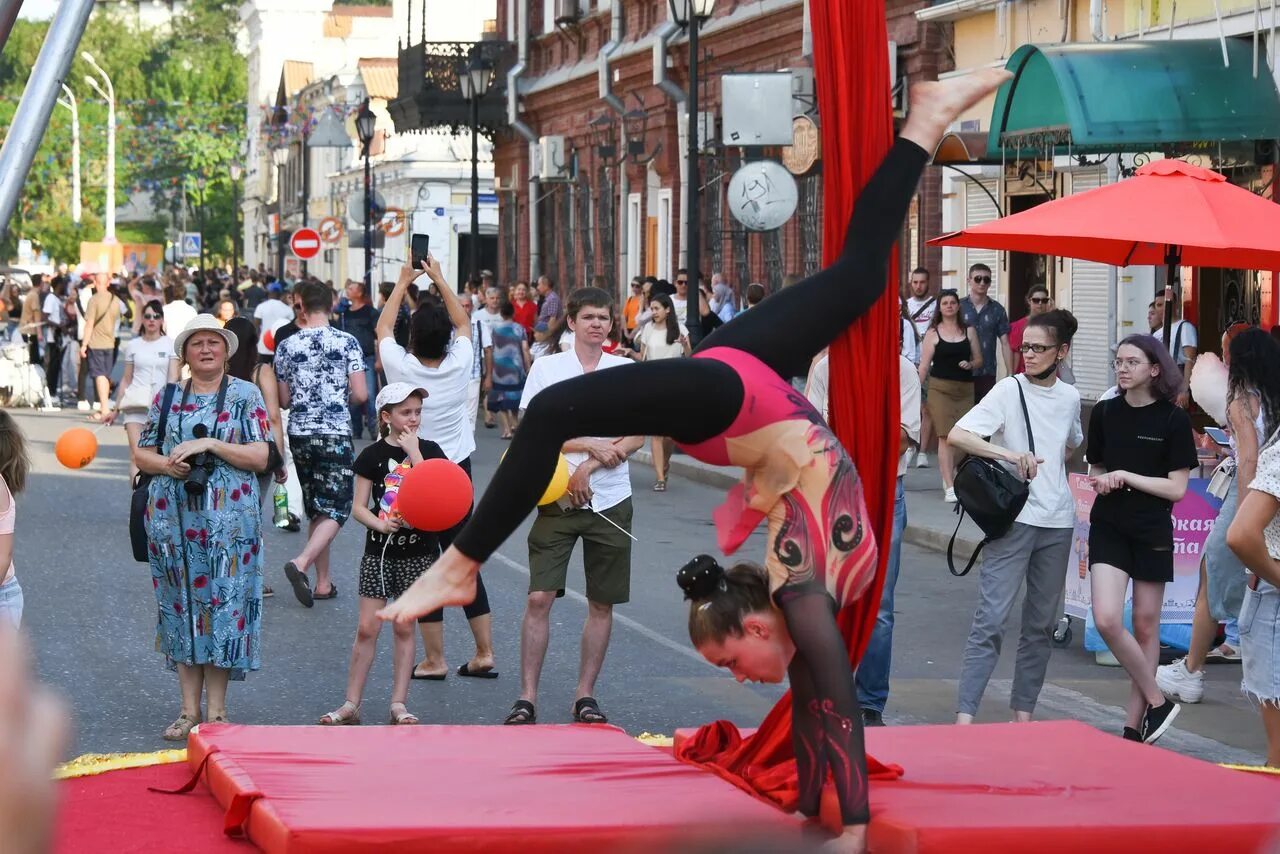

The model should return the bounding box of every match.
[389,703,419,725]
[653,480,667,492]
[162,713,201,742]
[504,700,536,725]
[312,584,338,601]
[318,701,361,726]
[208,713,230,724]
[572,696,608,724]
[263,586,275,598]
[284,561,313,608]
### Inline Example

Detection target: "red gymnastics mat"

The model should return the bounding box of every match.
[183,723,798,852]
[677,720,1280,852]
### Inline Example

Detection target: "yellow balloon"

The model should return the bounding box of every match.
[538,454,571,506]
[500,450,572,506]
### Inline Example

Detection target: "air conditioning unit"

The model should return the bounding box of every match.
[539,135,569,181]
[554,0,580,26]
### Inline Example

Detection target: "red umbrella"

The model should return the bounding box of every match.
[930,158,1280,341]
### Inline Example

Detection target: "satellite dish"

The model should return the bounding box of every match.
[727,160,798,232]
[346,189,386,226]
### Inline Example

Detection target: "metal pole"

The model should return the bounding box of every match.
[197,184,206,275]
[0,0,94,242]
[301,135,309,277]
[57,84,81,225]
[231,177,239,279]
[684,15,702,347]
[470,93,480,286]
[364,143,373,292]
[84,53,116,241]
[277,170,285,282]
[0,0,26,56]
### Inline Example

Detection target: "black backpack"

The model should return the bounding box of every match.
[947,377,1035,577]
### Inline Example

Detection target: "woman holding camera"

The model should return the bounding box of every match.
[135,315,273,741]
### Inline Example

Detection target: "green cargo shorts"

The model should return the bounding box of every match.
[527,498,633,605]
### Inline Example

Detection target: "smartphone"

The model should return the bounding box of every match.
[1203,426,1231,447]
[410,233,430,269]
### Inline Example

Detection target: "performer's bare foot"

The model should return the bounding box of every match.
[899,68,1013,153]
[377,548,480,624]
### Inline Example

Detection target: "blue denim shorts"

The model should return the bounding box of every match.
[0,576,23,629]
[1240,579,1280,705]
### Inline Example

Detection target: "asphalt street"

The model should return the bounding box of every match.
[11,407,1268,765]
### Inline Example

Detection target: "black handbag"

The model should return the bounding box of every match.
[947,377,1035,577]
[130,383,176,562]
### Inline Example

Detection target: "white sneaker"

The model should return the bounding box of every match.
[76,400,90,411]
[944,487,957,504]
[915,452,930,468]
[1156,657,1204,704]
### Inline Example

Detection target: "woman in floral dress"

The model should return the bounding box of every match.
[136,315,272,741]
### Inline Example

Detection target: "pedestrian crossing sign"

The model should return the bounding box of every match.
[181,232,202,259]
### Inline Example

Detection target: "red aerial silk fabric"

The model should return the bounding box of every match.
[676,0,904,813]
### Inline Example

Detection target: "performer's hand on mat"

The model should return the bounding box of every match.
[1007,451,1043,481]
[567,463,594,508]
[0,627,69,854]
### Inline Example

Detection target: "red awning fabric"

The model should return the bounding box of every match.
[931,159,1280,270]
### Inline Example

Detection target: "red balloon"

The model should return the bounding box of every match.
[395,458,472,532]
[263,328,276,352]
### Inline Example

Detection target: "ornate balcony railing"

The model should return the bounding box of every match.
[388,39,516,135]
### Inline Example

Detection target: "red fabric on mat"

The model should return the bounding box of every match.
[674,0,903,817]
[186,723,798,853]
[55,762,248,853]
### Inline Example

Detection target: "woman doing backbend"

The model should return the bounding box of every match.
[380,70,1010,849]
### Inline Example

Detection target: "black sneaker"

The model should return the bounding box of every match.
[1121,726,1141,742]
[861,708,885,727]
[1140,699,1180,744]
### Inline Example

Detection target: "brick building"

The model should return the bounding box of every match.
[490,0,951,300]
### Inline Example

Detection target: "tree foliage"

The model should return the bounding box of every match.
[0,0,246,267]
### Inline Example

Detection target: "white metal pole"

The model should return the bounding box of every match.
[57,84,81,225]
[83,53,115,241]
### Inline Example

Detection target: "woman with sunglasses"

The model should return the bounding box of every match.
[103,299,180,479]
[1087,335,1198,744]
[1008,285,1053,374]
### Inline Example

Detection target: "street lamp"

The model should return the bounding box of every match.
[272,146,289,282]
[194,174,208,275]
[229,162,243,279]
[81,51,115,242]
[457,56,493,287]
[355,99,377,293]
[667,0,716,344]
[55,84,80,226]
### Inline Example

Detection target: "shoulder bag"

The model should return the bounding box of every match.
[947,377,1035,577]
[129,383,176,562]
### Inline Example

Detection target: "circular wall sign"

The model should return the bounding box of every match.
[782,115,820,175]
[727,160,799,232]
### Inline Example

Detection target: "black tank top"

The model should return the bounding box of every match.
[929,332,974,382]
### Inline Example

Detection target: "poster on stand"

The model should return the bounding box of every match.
[1064,474,1222,624]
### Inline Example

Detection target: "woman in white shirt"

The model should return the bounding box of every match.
[103,299,179,479]
[947,309,1084,726]
[638,293,689,491]
[376,257,497,681]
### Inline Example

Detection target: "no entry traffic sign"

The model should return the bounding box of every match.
[290,227,322,260]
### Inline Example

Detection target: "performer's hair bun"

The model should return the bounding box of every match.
[677,554,725,600]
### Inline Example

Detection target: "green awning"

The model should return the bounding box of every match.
[987,40,1280,157]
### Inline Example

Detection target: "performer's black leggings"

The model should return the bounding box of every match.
[454,138,928,826]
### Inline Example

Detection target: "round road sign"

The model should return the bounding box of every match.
[290,227,322,260]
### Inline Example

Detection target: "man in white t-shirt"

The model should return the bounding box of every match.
[947,312,1083,725]
[904,268,937,468]
[162,282,197,347]
[253,283,294,363]
[671,268,690,326]
[504,286,645,727]
[1152,289,1197,407]
[476,287,503,428]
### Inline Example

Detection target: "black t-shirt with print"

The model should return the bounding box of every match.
[1086,395,1199,543]
[353,438,447,559]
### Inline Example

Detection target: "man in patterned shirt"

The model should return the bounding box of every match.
[274,281,368,607]
[535,275,563,326]
[959,263,1011,403]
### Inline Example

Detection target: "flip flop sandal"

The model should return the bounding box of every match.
[283,561,313,608]
[572,696,608,724]
[653,481,667,492]
[411,669,447,681]
[457,663,499,679]
[312,584,338,601]
[504,700,536,725]
[389,705,419,725]
[161,713,201,742]
[262,586,275,598]
[318,702,361,726]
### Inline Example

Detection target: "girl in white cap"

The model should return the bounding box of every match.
[319,382,446,726]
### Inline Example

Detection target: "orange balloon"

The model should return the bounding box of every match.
[396,458,472,532]
[263,327,276,352]
[55,427,97,469]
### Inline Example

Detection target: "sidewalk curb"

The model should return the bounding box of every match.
[635,450,983,561]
